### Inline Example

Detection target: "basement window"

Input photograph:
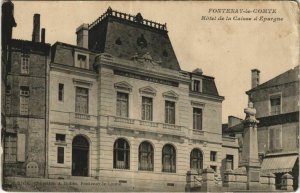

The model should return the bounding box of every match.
[56,134,66,142]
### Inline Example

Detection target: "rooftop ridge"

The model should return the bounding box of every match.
[89,7,167,31]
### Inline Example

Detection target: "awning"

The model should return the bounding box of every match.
[261,155,298,173]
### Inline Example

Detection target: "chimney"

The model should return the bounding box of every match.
[76,24,89,49]
[32,14,40,42]
[251,69,260,88]
[41,28,45,43]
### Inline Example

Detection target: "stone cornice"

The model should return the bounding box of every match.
[189,92,224,102]
[51,63,97,78]
[95,53,190,85]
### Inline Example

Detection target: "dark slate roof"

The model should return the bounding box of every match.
[202,77,220,96]
[246,65,299,94]
[11,39,51,54]
[88,8,180,71]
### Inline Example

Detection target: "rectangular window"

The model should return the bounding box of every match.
[210,151,217,161]
[21,55,29,74]
[20,86,29,115]
[226,155,234,170]
[56,134,66,142]
[270,96,281,115]
[142,97,153,121]
[116,92,129,117]
[77,54,87,69]
[165,101,175,124]
[57,147,64,164]
[58,83,64,101]
[269,127,282,151]
[4,134,17,163]
[75,87,88,114]
[193,108,202,130]
[193,80,201,92]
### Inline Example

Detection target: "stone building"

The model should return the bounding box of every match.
[224,67,299,190]
[3,11,51,177]
[1,0,16,160]
[47,8,238,191]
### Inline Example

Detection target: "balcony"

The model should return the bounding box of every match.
[102,116,186,137]
[50,110,97,127]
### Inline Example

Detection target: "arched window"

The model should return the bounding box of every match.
[138,141,154,171]
[190,148,203,170]
[162,144,176,173]
[113,138,130,169]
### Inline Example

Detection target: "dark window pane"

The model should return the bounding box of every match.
[162,144,176,173]
[57,147,64,164]
[114,139,130,169]
[58,83,64,101]
[165,101,175,124]
[117,92,129,117]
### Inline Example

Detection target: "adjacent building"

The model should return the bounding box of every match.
[3,12,51,177]
[47,8,238,191]
[224,67,299,190]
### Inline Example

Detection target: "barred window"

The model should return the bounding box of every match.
[193,108,202,130]
[75,87,88,114]
[116,92,128,117]
[113,138,130,169]
[165,101,175,124]
[190,148,203,170]
[138,141,154,171]
[162,144,176,173]
[142,97,153,121]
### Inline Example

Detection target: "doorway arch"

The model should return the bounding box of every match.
[72,135,89,176]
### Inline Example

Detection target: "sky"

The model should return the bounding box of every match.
[11,1,299,123]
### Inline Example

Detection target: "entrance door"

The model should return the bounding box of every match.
[72,135,89,176]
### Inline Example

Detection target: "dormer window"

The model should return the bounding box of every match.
[75,52,89,69]
[192,79,202,92]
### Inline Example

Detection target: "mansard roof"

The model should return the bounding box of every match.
[87,7,180,71]
[246,65,299,94]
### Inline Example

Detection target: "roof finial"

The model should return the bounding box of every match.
[135,13,143,23]
[107,6,112,14]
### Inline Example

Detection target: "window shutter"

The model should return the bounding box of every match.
[269,129,274,150]
[17,133,26,162]
[276,128,282,149]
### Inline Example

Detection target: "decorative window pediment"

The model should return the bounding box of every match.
[139,86,157,96]
[73,78,93,88]
[191,100,205,108]
[162,90,179,101]
[114,81,133,92]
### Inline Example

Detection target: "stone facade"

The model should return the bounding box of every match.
[47,8,238,191]
[224,66,299,191]
[2,9,51,178]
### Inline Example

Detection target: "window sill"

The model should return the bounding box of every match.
[55,142,67,146]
